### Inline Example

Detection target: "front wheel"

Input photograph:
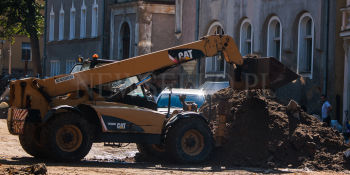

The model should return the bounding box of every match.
[165,117,213,163]
[43,113,92,162]
[19,123,48,159]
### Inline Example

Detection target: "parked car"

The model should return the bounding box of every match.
[199,81,229,95]
[156,88,205,114]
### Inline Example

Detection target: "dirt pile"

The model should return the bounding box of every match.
[4,164,47,175]
[200,88,350,170]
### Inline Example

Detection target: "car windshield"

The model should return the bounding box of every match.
[200,82,229,90]
[157,94,204,108]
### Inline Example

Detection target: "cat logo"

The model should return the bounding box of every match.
[178,50,193,60]
[117,123,126,129]
[107,122,126,129]
[168,49,204,63]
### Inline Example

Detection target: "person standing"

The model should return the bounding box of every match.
[321,94,332,126]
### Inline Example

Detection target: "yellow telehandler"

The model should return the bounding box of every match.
[6,35,298,163]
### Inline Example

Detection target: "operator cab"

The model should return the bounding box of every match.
[69,55,156,110]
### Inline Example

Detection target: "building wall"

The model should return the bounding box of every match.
[45,0,104,76]
[107,1,176,91]
[108,1,175,59]
[178,0,345,117]
[331,0,346,122]
[0,0,45,77]
[0,36,44,76]
[340,0,350,127]
[108,2,137,60]
[151,13,176,52]
[172,0,198,87]
[44,0,176,93]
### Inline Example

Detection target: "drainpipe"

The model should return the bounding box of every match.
[43,0,48,77]
[195,0,200,88]
[323,0,330,96]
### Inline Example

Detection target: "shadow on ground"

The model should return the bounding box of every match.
[0,156,293,174]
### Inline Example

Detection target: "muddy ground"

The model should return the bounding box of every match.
[0,119,349,174]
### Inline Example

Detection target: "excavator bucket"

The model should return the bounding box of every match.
[230,57,299,90]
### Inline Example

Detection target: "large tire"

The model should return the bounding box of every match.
[136,143,166,159]
[43,113,92,162]
[165,117,213,163]
[19,123,48,159]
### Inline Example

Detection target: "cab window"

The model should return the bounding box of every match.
[96,76,144,98]
[70,64,82,73]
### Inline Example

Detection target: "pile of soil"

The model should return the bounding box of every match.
[5,163,47,175]
[200,88,350,170]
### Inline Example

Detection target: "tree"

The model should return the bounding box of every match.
[0,0,44,75]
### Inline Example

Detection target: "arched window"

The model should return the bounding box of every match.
[59,2,65,41]
[120,22,130,59]
[240,19,253,56]
[91,0,98,37]
[49,5,55,41]
[80,0,86,38]
[267,16,282,61]
[69,0,76,39]
[50,60,60,76]
[298,13,314,77]
[205,22,225,77]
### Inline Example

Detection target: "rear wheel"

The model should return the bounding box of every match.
[165,117,213,163]
[43,113,92,162]
[19,123,48,159]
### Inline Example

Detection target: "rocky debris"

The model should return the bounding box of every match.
[5,164,47,175]
[200,88,350,170]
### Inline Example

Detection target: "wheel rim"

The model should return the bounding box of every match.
[181,129,204,156]
[56,125,83,152]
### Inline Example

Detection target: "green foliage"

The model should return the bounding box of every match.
[0,0,44,41]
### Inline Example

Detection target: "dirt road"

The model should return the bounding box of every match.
[0,118,348,174]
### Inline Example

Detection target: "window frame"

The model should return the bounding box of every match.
[21,42,31,61]
[118,21,132,60]
[205,21,226,78]
[297,13,315,79]
[69,1,76,40]
[240,19,253,56]
[49,5,55,41]
[175,0,183,35]
[59,3,65,41]
[267,16,282,61]
[91,0,98,38]
[50,60,61,77]
[80,0,87,39]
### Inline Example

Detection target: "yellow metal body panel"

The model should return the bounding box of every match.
[92,101,166,134]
